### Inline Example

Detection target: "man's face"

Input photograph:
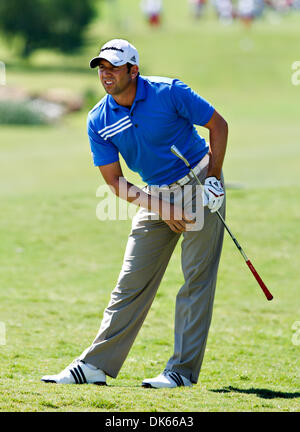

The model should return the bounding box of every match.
[98,59,133,96]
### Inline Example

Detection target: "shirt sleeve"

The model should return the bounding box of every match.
[170,79,215,126]
[87,116,119,166]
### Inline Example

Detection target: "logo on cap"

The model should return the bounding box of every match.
[100,46,124,53]
[130,56,136,63]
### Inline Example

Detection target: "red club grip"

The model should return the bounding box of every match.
[246,260,273,301]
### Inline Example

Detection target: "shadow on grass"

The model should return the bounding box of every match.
[211,386,300,400]
[5,61,91,75]
[4,56,152,76]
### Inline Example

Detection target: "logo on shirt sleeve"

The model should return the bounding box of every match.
[98,116,133,140]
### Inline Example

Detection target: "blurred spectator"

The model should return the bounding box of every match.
[292,0,300,9]
[255,0,265,16]
[140,0,163,26]
[188,0,207,19]
[270,0,293,11]
[237,0,264,26]
[237,0,256,26]
[214,0,234,24]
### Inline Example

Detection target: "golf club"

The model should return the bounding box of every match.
[171,145,273,301]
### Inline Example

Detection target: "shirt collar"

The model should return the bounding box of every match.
[107,75,147,111]
[134,75,147,102]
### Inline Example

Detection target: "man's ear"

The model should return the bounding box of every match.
[131,65,139,79]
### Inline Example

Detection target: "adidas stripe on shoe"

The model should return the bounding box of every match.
[142,369,192,389]
[41,359,106,385]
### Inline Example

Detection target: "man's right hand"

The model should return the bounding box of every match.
[160,203,195,233]
[98,164,195,233]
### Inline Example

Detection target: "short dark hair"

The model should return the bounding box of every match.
[126,62,133,73]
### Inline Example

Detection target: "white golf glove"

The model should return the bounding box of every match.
[203,176,225,213]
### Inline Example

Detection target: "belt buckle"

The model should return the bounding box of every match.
[176,173,189,187]
[173,155,207,187]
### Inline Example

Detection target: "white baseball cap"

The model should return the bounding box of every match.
[89,39,139,69]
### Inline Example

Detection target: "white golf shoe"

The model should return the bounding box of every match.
[41,359,106,385]
[142,369,192,389]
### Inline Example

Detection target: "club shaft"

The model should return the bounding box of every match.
[187,165,247,258]
[187,163,273,301]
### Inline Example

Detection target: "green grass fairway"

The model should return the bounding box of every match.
[0,0,300,412]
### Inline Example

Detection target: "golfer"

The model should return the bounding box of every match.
[42,39,228,388]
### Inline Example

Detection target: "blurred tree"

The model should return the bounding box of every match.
[0,0,99,58]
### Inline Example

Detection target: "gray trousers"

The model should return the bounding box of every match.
[79,159,225,383]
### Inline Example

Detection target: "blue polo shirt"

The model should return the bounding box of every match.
[87,75,214,186]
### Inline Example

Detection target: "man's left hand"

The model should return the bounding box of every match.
[203,176,224,213]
